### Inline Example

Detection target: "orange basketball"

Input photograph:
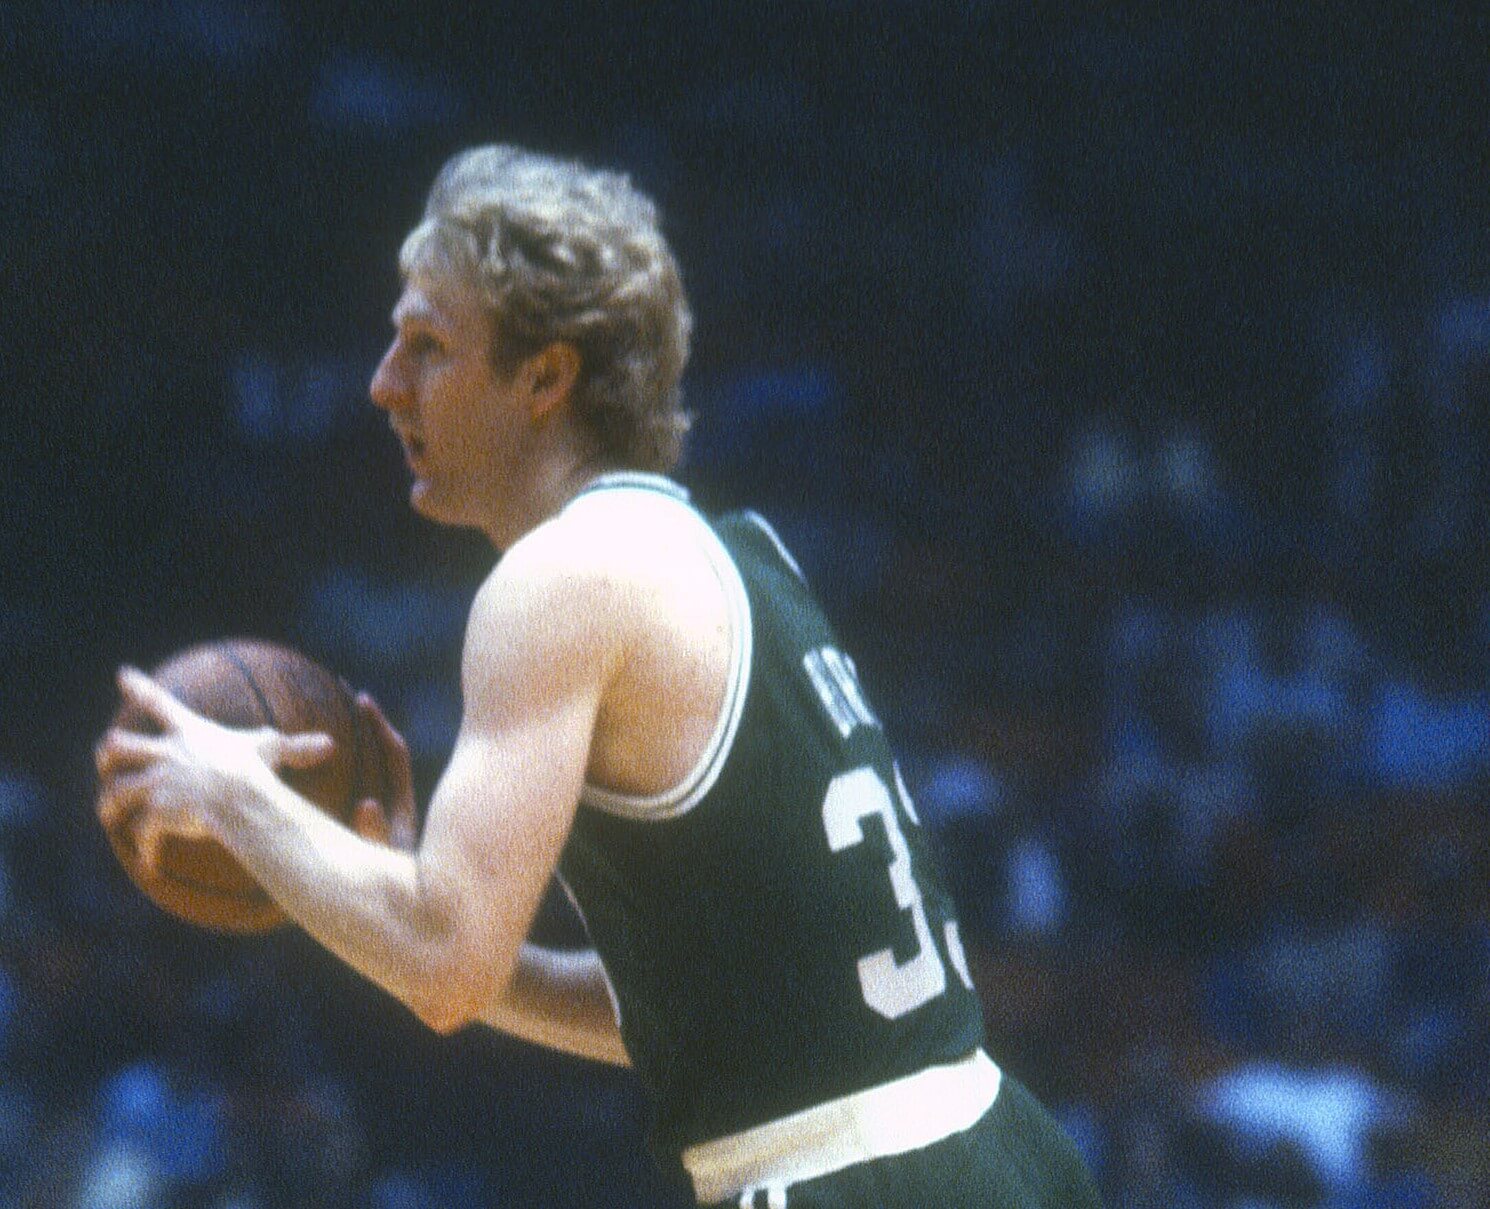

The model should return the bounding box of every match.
[100,639,384,934]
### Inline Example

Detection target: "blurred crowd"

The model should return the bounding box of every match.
[4,2,1488,1205]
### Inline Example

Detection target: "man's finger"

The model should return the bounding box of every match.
[95,728,169,782]
[357,693,411,769]
[353,798,392,845]
[135,817,165,879]
[97,769,152,831]
[269,730,336,771]
[356,693,417,846]
[117,666,196,733]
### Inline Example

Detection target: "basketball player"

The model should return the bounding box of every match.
[96,145,1100,1207]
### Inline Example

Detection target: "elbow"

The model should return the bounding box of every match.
[408,980,484,1035]
[407,950,511,1037]
[414,998,475,1036]
[402,882,521,1036]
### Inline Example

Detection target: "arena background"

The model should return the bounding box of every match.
[3,3,1488,1205]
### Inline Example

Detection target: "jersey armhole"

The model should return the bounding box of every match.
[579,499,754,822]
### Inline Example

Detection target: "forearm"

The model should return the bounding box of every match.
[205,775,484,1030]
[480,944,630,1067]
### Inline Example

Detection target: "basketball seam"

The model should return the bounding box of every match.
[222,643,281,730]
[225,645,364,821]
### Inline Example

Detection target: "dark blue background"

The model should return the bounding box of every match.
[2,3,1487,1205]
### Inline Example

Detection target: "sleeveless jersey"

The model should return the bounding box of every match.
[555,474,986,1157]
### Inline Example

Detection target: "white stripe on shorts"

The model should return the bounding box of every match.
[689,1049,1002,1205]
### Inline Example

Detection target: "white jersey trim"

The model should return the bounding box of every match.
[554,874,624,1028]
[569,477,753,822]
[740,510,806,582]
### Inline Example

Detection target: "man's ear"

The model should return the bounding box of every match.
[526,341,582,420]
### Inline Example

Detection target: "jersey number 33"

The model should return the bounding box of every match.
[808,647,976,1021]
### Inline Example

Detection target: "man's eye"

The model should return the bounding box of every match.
[407,334,439,357]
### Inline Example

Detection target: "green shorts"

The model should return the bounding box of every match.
[702,1073,1100,1209]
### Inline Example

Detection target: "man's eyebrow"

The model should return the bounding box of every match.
[391,298,444,327]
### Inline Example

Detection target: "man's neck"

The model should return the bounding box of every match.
[482,450,619,551]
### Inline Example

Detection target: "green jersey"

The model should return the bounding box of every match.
[556,475,985,1157]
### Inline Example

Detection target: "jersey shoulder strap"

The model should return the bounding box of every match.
[565,473,754,820]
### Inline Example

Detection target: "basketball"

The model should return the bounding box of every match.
[99,639,383,934]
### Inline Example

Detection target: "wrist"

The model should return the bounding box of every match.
[206,755,284,838]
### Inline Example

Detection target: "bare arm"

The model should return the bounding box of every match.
[98,530,629,1041]
[352,698,628,1064]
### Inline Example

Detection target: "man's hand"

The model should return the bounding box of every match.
[95,666,334,876]
[350,692,419,851]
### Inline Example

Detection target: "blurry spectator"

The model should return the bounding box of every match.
[1198,1060,1401,1202]
[8,5,1490,1205]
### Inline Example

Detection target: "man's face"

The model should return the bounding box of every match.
[369,274,524,530]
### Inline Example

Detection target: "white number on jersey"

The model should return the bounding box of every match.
[822,765,974,1020]
[804,646,879,738]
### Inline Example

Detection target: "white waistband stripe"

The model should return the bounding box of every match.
[684,1050,1002,1204]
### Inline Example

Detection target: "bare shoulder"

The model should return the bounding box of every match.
[463,488,722,689]
[520,487,739,798]
[458,511,638,710]
[496,489,720,607]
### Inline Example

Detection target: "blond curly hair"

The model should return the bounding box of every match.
[398,145,693,473]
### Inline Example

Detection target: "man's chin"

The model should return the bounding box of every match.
[409,481,443,521]
[409,483,472,530]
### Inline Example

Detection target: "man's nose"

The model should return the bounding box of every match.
[369,345,404,412]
